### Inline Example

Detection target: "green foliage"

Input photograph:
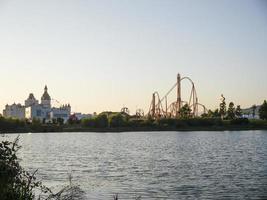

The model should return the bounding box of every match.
[127,119,145,127]
[180,118,223,127]
[81,118,96,127]
[0,117,26,132]
[249,119,267,127]
[0,137,49,200]
[82,113,130,128]
[213,109,220,118]
[94,114,109,128]
[57,118,64,125]
[0,137,88,200]
[109,113,127,128]
[230,118,249,125]
[259,100,267,120]
[202,109,220,118]
[81,114,109,128]
[141,118,155,127]
[227,102,235,120]
[156,118,177,128]
[179,104,192,119]
[235,105,242,118]
[219,95,226,119]
[155,118,223,128]
[52,118,57,124]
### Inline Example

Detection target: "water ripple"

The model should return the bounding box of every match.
[3,130,267,199]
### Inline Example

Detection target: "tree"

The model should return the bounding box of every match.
[213,109,220,118]
[52,118,57,124]
[95,114,108,128]
[81,118,95,127]
[68,114,80,125]
[227,102,235,120]
[235,105,242,118]
[259,100,267,120]
[219,95,226,119]
[179,104,192,119]
[201,109,219,118]
[252,104,257,118]
[57,118,64,125]
[109,113,126,127]
[0,137,49,200]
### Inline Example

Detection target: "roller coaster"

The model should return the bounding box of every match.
[148,73,207,119]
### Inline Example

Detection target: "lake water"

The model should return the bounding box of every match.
[3,131,267,199]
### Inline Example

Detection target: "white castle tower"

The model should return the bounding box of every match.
[41,85,51,109]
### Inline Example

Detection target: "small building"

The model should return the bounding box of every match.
[50,105,71,123]
[74,113,93,120]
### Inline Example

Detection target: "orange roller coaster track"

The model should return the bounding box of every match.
[148,73,208,119]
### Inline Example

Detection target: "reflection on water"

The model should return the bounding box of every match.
[3,131,267,199]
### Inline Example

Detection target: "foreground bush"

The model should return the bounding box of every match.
[0,137,44,200]
[0,137,139,200]
[0,137,87,200]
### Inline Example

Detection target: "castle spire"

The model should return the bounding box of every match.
[41,85,51,101]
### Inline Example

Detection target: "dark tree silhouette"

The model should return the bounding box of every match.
[259,100,267,120]
[235,105,242,118]
[219,95,226,119]
[179,104,192,119]
[227,102,235,120]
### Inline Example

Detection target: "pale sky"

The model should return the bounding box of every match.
[0,0,267,114]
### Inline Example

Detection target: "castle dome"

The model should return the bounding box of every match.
[41,85,51,101]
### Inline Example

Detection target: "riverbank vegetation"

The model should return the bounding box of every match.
[1,100,267,133]
[1,137,130,200]
[0,137,91,200]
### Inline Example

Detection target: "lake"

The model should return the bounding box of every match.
[3,131,267,199]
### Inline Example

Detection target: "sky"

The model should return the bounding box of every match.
[0,0,267,114]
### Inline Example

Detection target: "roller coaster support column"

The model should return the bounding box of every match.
[151,93,156,118]
[177,73,181,117]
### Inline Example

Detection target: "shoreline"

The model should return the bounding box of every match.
[2,125,267,134]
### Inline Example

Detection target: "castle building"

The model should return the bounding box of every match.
[3,103,25,119]
[25,93,39,107]
[41,85,51,109]
[3,86,71,123]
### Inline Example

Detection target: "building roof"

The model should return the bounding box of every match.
[27,93,36,100]
[41,85,51,101]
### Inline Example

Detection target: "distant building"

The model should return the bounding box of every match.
[242,114,260,119]
[3,85,71,123]
[3,103,25,119]
[50,105,71,123]
[25,93,39,107]
[25,104,51,122]
[242,106,260,119]
[74,113,93,120]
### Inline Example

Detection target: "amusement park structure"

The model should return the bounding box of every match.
[148,73,207,119]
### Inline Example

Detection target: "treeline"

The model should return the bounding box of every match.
[77,113,267,130]
[1,100,267,133]
[76,98,267,129]
[0,117,63,133]
[203,98,267,120]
